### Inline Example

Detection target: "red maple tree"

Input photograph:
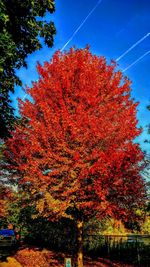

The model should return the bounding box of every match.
[5,47,146,267]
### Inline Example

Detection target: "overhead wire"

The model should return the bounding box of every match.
[122,50,150,72]
[21,2,150,101]
[116,32,150,62]
[60,0,102,51]
[22,0,103,102]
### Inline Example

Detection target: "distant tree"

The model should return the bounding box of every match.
[5,47,146,267]
[84,217,127,235]
[144,104,150,143]
[140,213,150,234]
[6,190,37,238]
[0,184,13,218]
[147,105,150,111]
[0,0,56,139]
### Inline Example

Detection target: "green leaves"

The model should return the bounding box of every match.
[0,0,56,139]
[40,22,56,47]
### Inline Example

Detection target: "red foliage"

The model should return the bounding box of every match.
[5,47,146,221]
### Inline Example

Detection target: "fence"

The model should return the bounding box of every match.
[84,234,150,266]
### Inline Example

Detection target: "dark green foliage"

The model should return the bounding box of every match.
[5,191,77,250]
[147,105,150,111]
[25,217,77,253]
[145,105,150,142]
[0,99,16,139]
[146,201,150,213]
[5,190,36,237]
[0,0,56,138]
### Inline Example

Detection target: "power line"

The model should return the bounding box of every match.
[60,0,103,52]
[122,50,150,72]
[116,32,150,62]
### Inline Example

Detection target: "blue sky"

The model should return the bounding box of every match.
[10,0,150,152]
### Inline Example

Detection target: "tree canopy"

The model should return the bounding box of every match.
[0,0,56,139]
[5,47,146,267]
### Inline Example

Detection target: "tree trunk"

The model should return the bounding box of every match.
[77,219,84,267]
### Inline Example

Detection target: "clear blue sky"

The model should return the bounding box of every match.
[10,0,150,152]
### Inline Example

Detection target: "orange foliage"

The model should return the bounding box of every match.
[0,257,22,267]
[15,248,64,267]
[0,185,13,217]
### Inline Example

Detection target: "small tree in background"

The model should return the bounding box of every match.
[0,184,11,218]
[5,47,146,267]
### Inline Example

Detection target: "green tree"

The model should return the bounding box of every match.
[7,192,36,239]
[0,0,56,139]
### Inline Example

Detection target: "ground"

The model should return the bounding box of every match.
[0,248,136,267]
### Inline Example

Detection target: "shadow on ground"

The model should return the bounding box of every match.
[0,247,138,267]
